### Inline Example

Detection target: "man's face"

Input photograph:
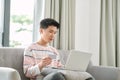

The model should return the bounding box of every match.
[40,26,58,43]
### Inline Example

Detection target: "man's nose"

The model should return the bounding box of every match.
[51,33,55,38]
[52,34,55,37]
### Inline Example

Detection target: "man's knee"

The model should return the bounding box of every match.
[53,72,65,80]
[43,72,65,80]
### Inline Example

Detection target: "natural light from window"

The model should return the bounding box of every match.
[10,0,34,47]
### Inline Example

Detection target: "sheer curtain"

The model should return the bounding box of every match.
[100,0,120,67]
[33,0,45,42]
[44,0,75,50]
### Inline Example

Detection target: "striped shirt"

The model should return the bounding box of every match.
[23,43,61,80]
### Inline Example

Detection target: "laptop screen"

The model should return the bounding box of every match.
[65,50,92,71]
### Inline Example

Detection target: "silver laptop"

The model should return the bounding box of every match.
[59,50,92,71]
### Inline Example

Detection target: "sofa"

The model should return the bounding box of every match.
[0,47,120,80]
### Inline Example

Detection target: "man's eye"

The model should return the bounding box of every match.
[54,32,57,34]
[49,31,53,33]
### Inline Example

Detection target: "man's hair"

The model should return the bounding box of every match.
[40,18,60,29]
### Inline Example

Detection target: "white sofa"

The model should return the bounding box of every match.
[0,47,120,80]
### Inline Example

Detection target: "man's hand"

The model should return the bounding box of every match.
[38,56,52,70]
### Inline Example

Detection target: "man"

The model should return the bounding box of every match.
[23,18,65,80]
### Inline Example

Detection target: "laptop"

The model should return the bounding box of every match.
[55,50,92,71]
[33,50,92,71]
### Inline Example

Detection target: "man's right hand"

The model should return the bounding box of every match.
[38,56,52,70]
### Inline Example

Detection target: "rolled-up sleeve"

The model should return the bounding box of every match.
[23,49,41,78]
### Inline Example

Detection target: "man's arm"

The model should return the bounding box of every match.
[23,49,41,78]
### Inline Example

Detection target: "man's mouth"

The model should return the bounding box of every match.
[49,38,53,41]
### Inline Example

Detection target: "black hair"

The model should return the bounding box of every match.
[40,18,60,29]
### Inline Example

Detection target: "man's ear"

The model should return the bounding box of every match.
[39,28,43,33]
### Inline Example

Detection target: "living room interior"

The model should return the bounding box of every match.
[0,0,120,80]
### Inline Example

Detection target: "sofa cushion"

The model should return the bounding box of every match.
[0,67,21,80]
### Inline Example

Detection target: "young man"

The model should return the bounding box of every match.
[23,18,65,80]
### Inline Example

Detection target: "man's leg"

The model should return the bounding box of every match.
[43,72,66,80]
[41,68,58,76]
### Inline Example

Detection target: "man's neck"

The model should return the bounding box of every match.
[37,39,48,47]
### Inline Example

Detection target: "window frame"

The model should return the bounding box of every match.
[2,0,10,46]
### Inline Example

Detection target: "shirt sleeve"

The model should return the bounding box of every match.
[23,48,41,78]
[54,49,64,67]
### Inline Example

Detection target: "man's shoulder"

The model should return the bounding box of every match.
[24,43,38,56]
[48,46,57,50]
[25,43,37,50]
[48,46,59,54]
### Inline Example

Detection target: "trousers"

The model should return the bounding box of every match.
[41,68,65,80]
[43,72,65,80]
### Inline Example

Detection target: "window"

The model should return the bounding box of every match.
[2,0,44,47]
[10,0,34,47]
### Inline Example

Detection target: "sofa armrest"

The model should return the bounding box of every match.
[0,67,21,80]
[87,66,120,80]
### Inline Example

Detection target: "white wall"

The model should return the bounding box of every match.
[75,0,101,65]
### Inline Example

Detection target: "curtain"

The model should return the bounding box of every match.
[44,0,75,50]
[100,0,120,67]
[33,0,44,42]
